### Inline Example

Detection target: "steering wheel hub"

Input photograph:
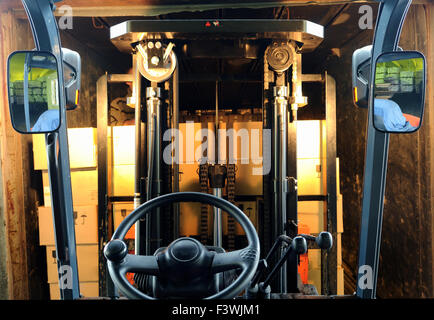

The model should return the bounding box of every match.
[170,238,201,262]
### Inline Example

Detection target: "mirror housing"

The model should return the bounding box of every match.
[352,45,372,108]
[7,50,61,134]
[62,48,81,110]
[352,46,405,109]
[372,51,426,134]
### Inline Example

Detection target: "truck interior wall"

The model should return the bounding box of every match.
[427,2,434,298]
[378,3,434,298]
[59,29,124,128]
[0,136,7,300]
[0,11,42,299]
[322,3,434,297]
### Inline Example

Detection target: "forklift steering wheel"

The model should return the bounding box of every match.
[104,192,260,299]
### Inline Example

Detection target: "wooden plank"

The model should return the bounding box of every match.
[0,11,31,299]
[425,2,434,297]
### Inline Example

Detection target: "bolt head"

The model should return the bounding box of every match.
[151,56,160,66]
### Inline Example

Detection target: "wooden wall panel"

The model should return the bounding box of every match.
[427,2,434,296]
[0,10,40,299]
[59,30,122,128]
[0,11,28,300]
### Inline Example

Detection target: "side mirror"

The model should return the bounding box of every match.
[372,51,426,133]
[7,51,61,134]
[62,48,81,110]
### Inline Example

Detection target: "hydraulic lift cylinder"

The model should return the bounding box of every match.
[273,85,289,293]
[145,86,162,255]
[213,188,223,247]
[133,56,143,255]
[208,164,227,248]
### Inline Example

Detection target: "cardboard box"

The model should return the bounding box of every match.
[45,244,99,283]
[179,122,206,165]
[49,281,99,300]
[111,126,135,166]
[307,249,321,293]
[179,202,204,237]
[234,164,262,196]
[297,158,324,196]
[38,205,98,245]
[297,201,324,234]
[33,127,97,170]
[42,170,98,207]
[179,163,201,192]
[223,201,257,235]
[297,120,323,159]
[112,165,135,196]
[113,202,135,239]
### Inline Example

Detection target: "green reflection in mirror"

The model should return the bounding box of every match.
[8,51,61,133]
[373,52,425,133]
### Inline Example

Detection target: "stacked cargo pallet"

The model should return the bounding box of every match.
[33,128,99,299]
[109,126,136,285]
[109,125,135,237]
[296,120,344,294]
[109,126,135,198]
[297,120,326,292]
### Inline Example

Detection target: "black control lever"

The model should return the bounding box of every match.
[299,231,333,250]
[250,235,292,287]
[246,232,332,299]
[260,236,307,289]
[247,235,307,298]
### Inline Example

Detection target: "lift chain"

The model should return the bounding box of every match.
[199,163,209,245]
[227,164,236,250]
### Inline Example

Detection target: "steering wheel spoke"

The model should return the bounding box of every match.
[211,250,244,273]
[121,254,160,276]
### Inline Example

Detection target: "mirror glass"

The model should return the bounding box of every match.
[8,51,61,133]
[373,51,425,133]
